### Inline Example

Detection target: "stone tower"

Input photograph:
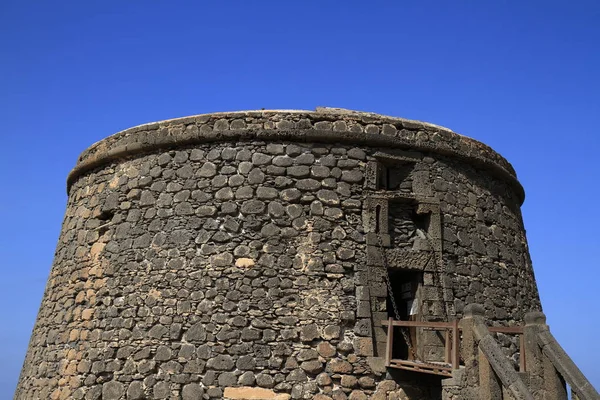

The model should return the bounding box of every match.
[18,108,587,400]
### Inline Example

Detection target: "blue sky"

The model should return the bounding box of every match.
[1,1,598,397]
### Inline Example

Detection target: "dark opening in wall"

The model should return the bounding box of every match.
[388,269,424,359]
[96,210,115,236]
[97,210,114,221]
[378,161,415,192]
[413,209,430,237]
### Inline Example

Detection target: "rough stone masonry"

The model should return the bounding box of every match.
[15,108,541,399]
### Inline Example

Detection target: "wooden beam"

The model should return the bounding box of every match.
[445,329,451,364]
[385,317,393,367]
[452,319,460,370]
[381,320,455,329]
[388,359,453,377]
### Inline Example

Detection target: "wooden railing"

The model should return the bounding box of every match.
[383,318,460,376]
[382,318,527,376]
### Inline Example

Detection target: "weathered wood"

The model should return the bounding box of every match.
[452,319,460,370]
[381,317,529,377]
[385,317,393,367]
[445,329,451,364]
[389,359,453,377]
[380,320,454,329]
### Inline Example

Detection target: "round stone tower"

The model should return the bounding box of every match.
[15,108,540,399]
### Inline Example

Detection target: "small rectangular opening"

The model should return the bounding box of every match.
[377,161,415,192]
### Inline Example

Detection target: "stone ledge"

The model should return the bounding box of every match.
[66,108,524,203]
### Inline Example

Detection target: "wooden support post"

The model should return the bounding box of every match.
[385,317,393,367]
[445,329,451,364]
[519,333,526,372]
[452,318,460,370]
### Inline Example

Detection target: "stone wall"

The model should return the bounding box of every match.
[15,108,541,399]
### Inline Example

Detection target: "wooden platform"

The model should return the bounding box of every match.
[388,359,454,377]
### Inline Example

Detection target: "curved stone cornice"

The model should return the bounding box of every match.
[67,108,524,203]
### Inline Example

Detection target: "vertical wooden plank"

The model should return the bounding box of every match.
[452,319,460,370]
[445,329,451,364]
[519,333,526,372]
[386,317,394,367]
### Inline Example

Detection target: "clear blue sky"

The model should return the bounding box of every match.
[1,1,598,397]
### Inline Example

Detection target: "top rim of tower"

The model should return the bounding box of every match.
[67,107,524,203]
